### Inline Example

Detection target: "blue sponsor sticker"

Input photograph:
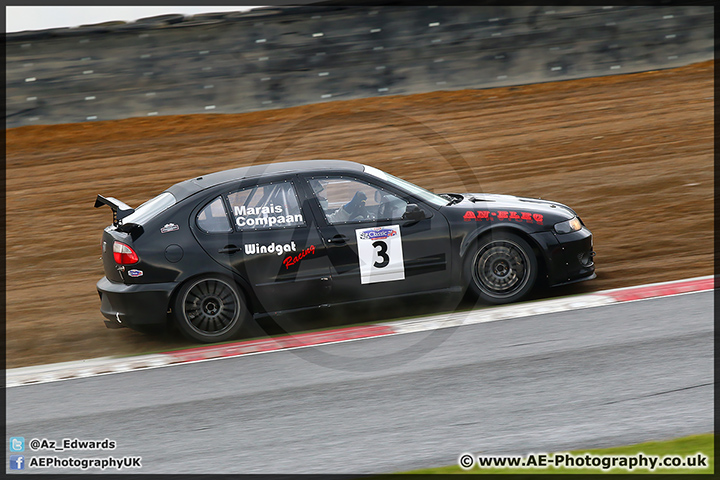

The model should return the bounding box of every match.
[128,269,144,278]
[359,227,398,241]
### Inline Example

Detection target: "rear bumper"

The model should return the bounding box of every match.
[532,227,596,287]
[97,277,176,330]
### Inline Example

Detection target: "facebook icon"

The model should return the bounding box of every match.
[10,455,24,470]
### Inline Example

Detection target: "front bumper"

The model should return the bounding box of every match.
[532,227,595,287]
[97,277,176,330]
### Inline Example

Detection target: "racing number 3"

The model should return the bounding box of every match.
[372,240,390,268]
[355,225,405,284]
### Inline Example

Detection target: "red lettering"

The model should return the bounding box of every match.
[532,213,544,224]
[476,210,490,220]
[509,211,521,220]
[521,212,532,222]
[282,245,316,269]
[463,211,476,221]
[497,211,508,219]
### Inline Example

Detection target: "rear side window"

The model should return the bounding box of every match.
[123,192,176,225]
[226,181,305,231]
[196,196,232,233]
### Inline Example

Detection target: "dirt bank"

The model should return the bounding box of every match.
[5,60,714,368]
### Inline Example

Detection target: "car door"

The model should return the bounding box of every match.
[298,173,452,304]
[191,177,331,314]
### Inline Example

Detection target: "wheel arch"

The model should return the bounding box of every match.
[460,225,549,283]
[167,270,256,321]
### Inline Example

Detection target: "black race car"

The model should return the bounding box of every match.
[96,160,595,342]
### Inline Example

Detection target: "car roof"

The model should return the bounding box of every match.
[166,159,365,201]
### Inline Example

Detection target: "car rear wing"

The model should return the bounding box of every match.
[94,194,135,226]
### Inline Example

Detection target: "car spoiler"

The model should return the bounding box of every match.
[94,194,135,226]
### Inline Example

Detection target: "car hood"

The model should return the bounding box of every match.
[442,193,577,222]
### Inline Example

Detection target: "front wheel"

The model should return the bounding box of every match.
[465,232,538,305]
[173,276,249,343]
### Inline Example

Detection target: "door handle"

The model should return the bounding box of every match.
[218,245,242,254]
[328,234,348,244]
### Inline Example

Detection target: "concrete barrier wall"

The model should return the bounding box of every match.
[5,5,714,128]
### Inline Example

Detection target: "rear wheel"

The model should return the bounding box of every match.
[173,276,249,343]
[465,232,538,304]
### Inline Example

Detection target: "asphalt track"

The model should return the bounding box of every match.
[6,291,713,474]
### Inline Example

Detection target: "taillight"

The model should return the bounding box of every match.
[113,241,139,265]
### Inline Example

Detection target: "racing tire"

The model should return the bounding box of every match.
[173,275,249,343]
[465,232,538,305]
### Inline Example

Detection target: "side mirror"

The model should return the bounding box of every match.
[403,204,427,221]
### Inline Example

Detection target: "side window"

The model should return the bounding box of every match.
[308,177,408,225]
[196,196,232,233]
[226,181,306,231]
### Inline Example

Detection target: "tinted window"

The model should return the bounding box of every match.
[196,196,232,233]
[363,165,447,208]
[226,181,305,231]
[123,192,176,225]
[309,176,408,225]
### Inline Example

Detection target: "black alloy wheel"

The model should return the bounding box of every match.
[467,232,538,304]
[174,276,248,342]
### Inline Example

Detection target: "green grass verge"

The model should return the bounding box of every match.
[403,433,714,474]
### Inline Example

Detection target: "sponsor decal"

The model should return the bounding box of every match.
[233,205,304,228]
[358,227,398,241]
[464,210,543,224]
[244,241,297,256]
[127,269,143,277]
[160,223,179,234]
[282,245,316,269]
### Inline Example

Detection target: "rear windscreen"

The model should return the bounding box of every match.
[122,192,176,225]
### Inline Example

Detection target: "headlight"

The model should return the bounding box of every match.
[554,217,582,234]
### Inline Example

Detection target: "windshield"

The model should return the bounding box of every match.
[122,192,176,225]
[363,165,447,207]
